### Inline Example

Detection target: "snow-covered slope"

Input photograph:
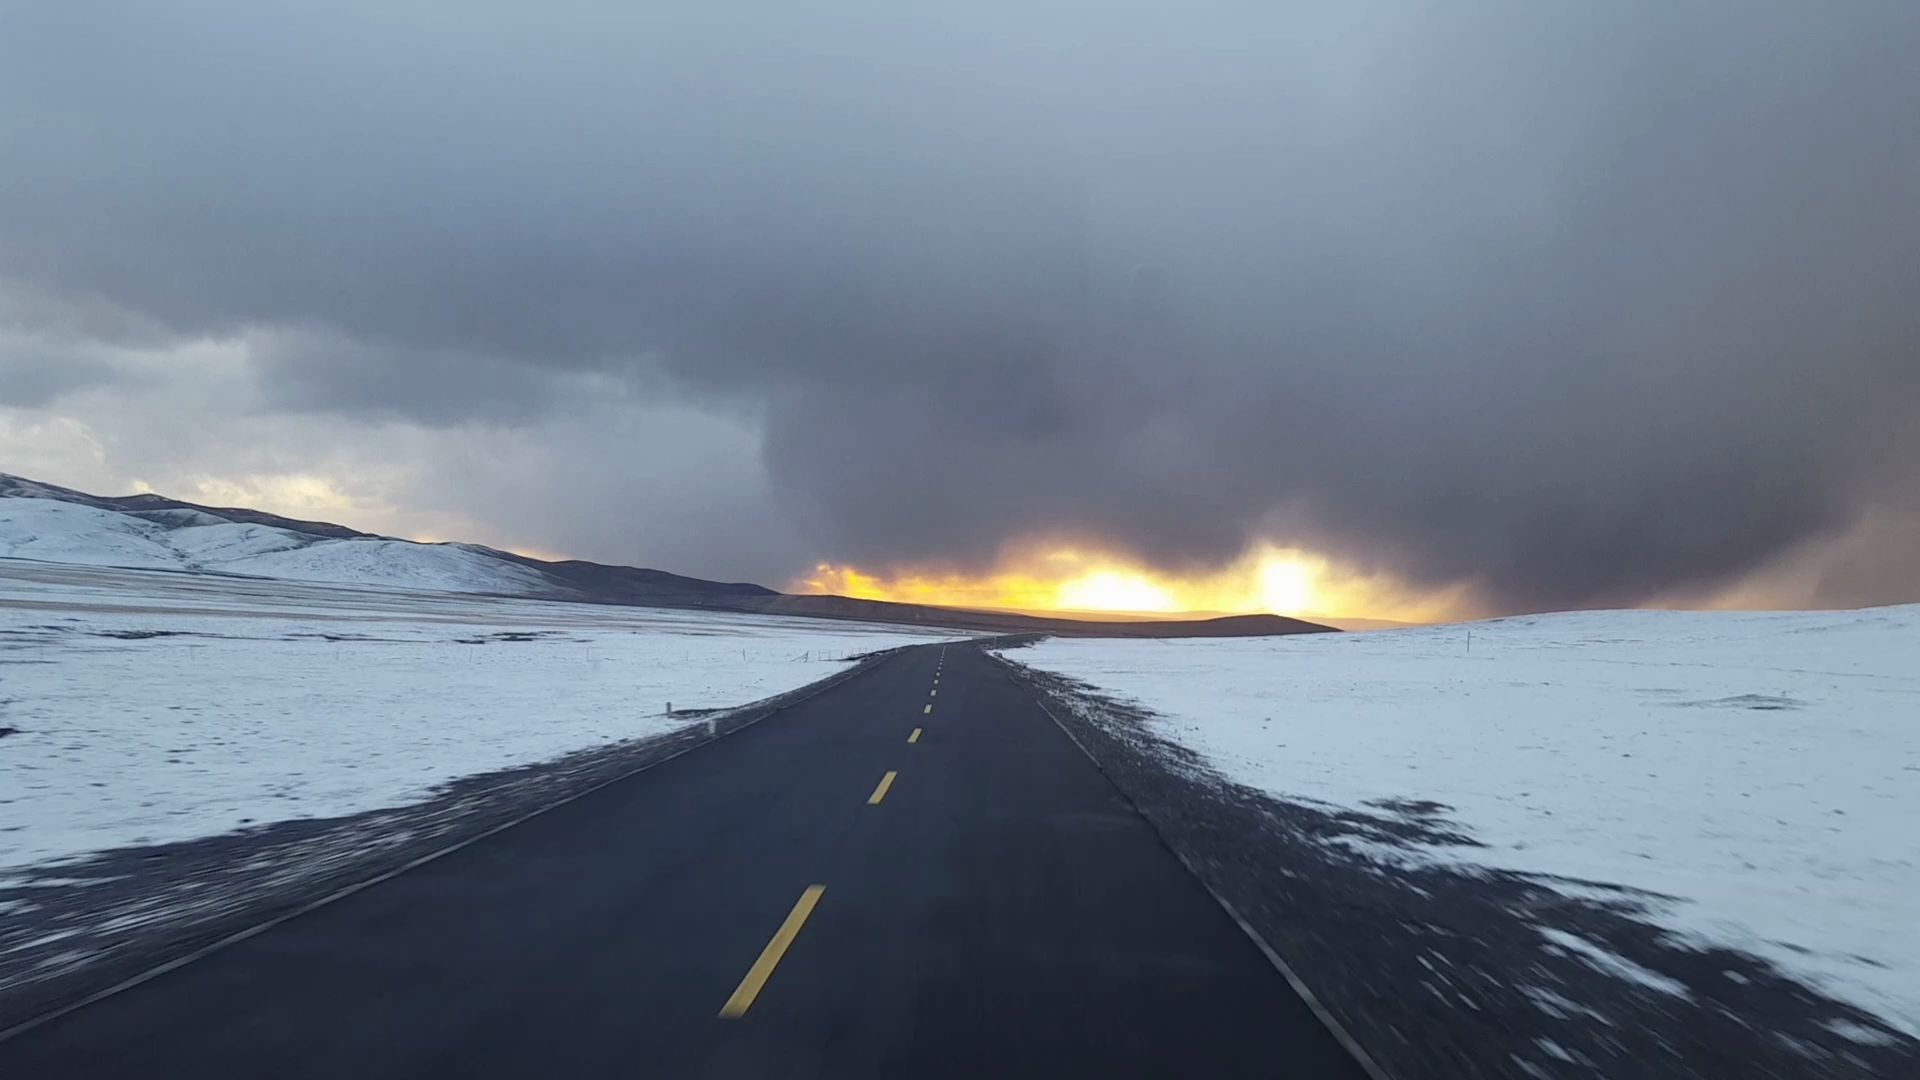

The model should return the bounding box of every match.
[222,537,548,593]
[0,495,548,596]
[0,498,187,570]
[1005,606,1920,1036]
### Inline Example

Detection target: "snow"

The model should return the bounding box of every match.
[1538,928,1690,998]
[1006,606,1920,1034]
[165,521,320,562]
[0,562,959,872]
[221,538,549,594]
[127,508,233,529]
[0,497,546,595]
[0,498,184,571]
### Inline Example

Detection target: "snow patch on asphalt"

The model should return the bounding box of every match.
[1005,606,1920,1035]
[1539,927,1691,998]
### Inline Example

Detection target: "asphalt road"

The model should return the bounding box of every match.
[0,643,1365,1078]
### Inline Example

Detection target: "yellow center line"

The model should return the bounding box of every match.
[867,770,898,804]
[717,885,826,1019]
[908,727,922,743]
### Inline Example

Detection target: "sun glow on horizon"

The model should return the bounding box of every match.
[792,542,1468,623]
[1259,556,1315,614]
[1056,571,1178,613]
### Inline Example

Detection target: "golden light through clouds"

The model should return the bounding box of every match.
[794,543,1468,623]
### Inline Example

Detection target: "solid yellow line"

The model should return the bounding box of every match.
[923,704,932,715]
[908,727,922,743]
[717,885,826,1019]
[867,770,898,805]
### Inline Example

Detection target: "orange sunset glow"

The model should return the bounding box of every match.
[793,543,1470,624]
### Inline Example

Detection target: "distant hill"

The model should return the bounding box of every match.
[1312,616,1424,631]
[0,472,1335,637]
[0,473,375,540]
[735,594,1328,637]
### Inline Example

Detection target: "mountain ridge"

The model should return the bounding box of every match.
[0,473,1335,637]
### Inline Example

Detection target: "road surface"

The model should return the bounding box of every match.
[0,643,1365,1078]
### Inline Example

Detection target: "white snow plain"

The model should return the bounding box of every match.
[0,561,959,872]
[1006,606,1920,1035]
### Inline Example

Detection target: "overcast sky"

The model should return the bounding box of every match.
[2,2,1916,613]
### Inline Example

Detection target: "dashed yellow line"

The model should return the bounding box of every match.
[718,885,826,1019]
[868,770,898,805]
[908,727,922,744]
[923,704,933,715]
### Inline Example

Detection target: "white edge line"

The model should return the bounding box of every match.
[0,648,908,1046]
[989,651,1394,1080]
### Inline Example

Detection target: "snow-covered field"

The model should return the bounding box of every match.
[0,561,958,872]
[0,496,548,594]
[1006,607,1920,1036]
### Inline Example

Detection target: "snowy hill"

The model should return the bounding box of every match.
[0,493,549,595]
[0,472,789,605]
[0,472,1330,636]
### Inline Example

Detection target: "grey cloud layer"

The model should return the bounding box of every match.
[3,2,1916,609]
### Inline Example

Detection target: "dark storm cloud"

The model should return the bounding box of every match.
[2,1,1916,608]
[0,354,116,409]
[249,334,645,427]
